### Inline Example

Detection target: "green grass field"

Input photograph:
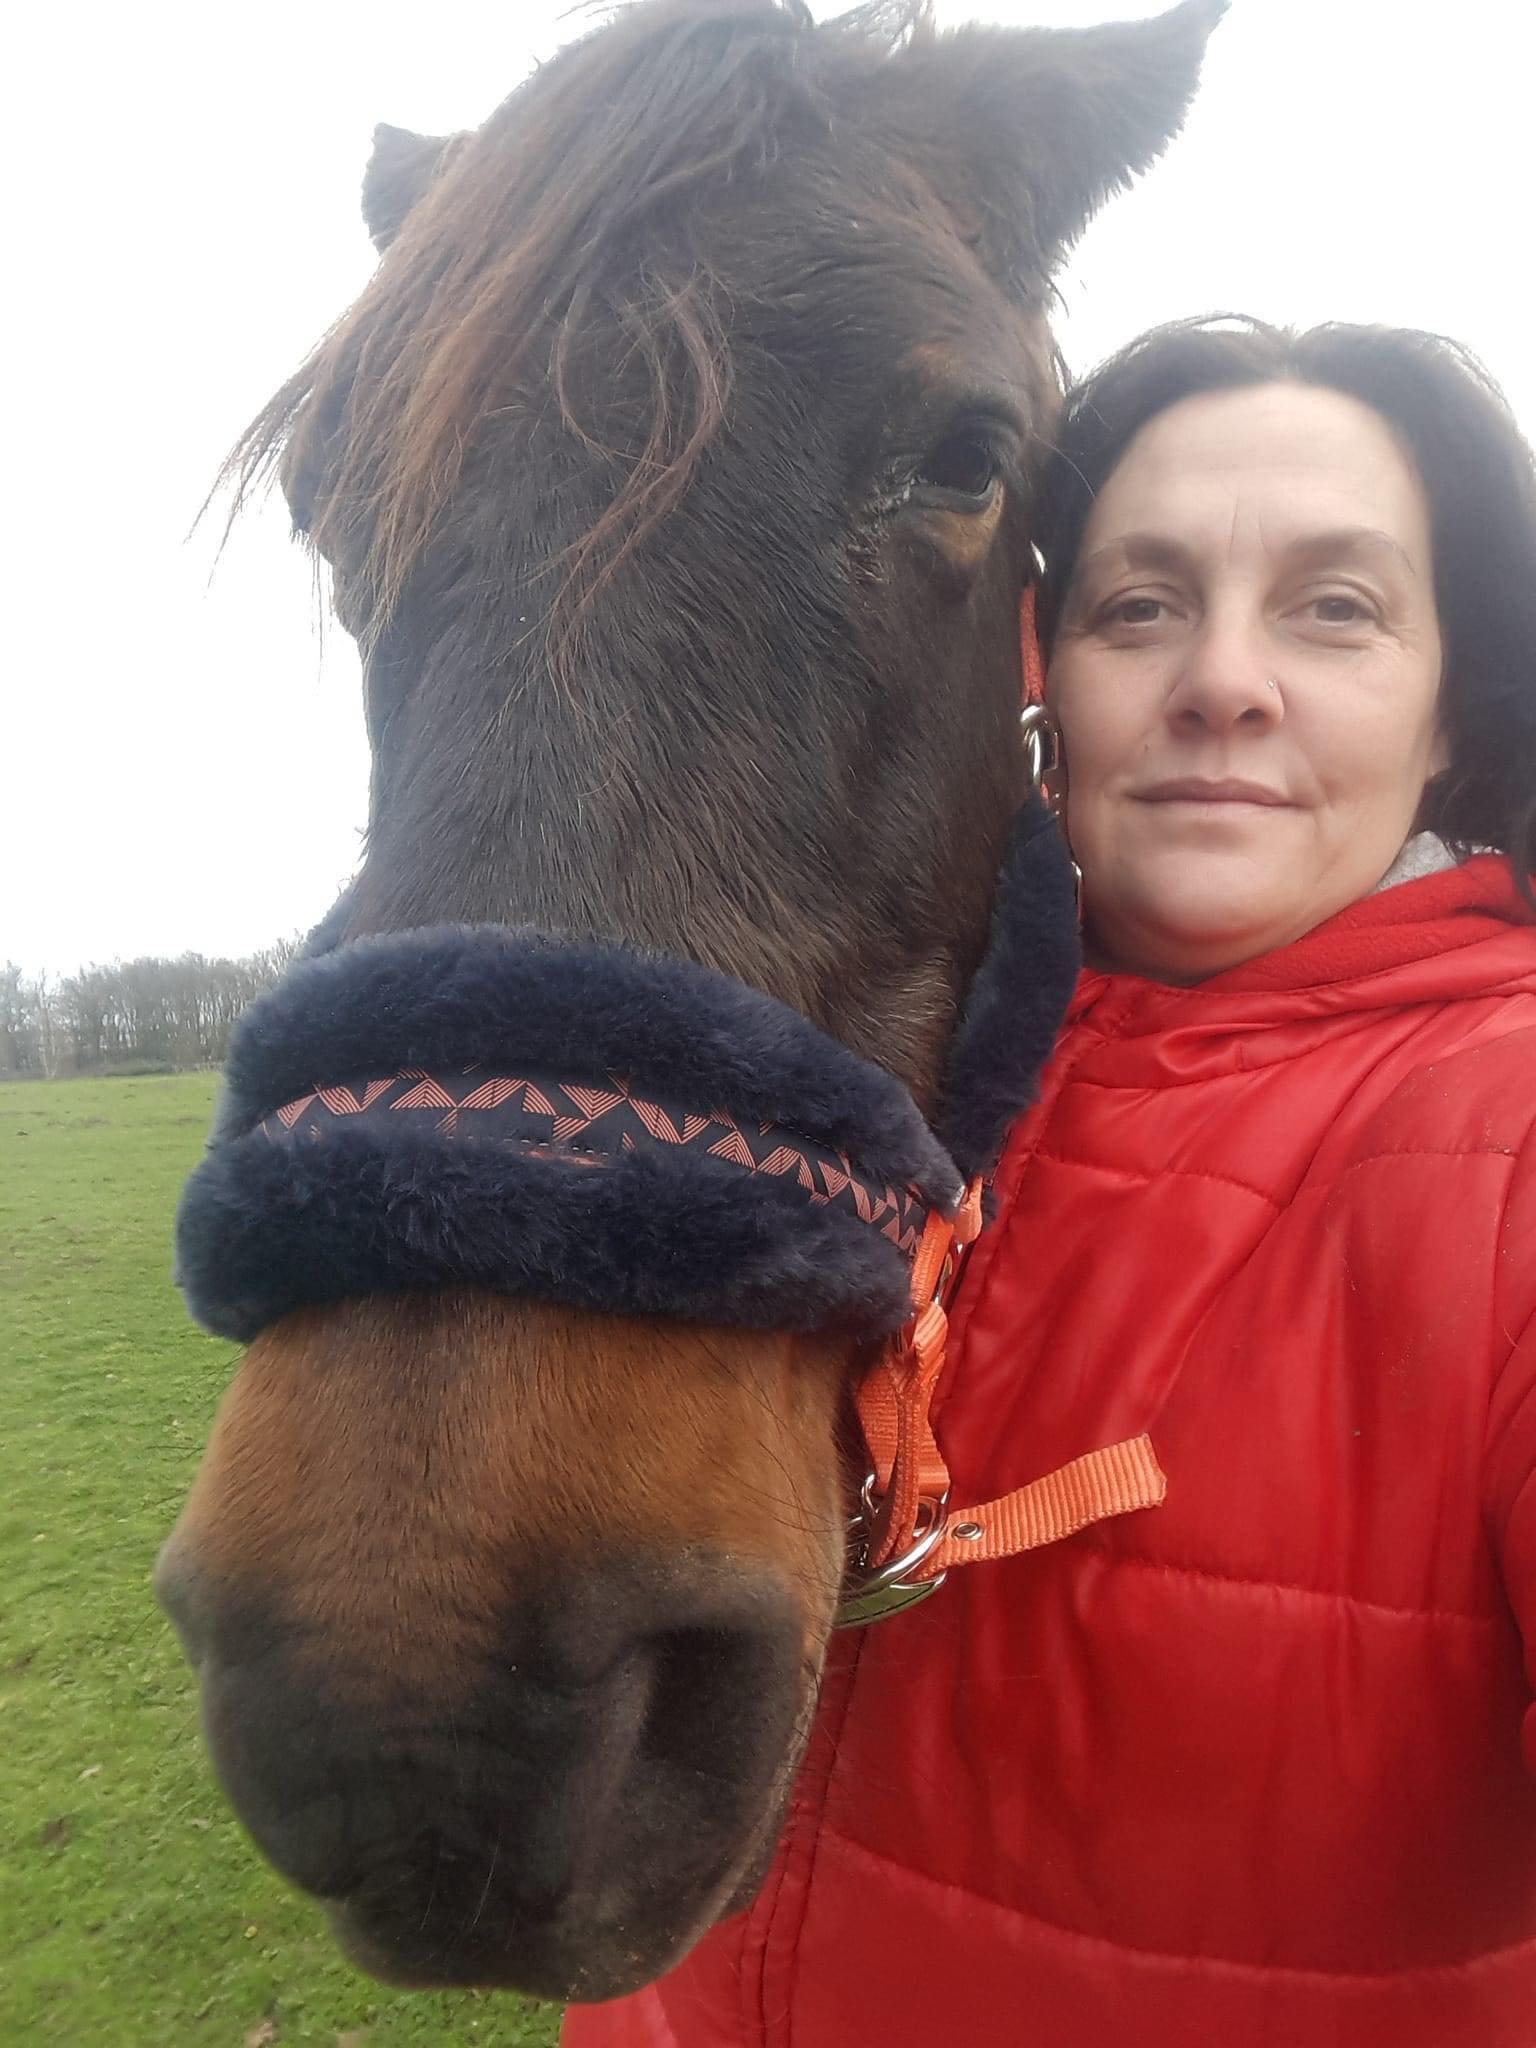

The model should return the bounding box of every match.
[1,1074,561,2047]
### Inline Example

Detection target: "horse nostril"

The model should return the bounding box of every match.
[640,1623,790,1780]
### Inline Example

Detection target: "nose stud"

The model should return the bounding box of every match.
[1266,679,1280,692]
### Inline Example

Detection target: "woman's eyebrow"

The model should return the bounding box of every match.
[1281,527,1420,578]
[1076,532,1196,578]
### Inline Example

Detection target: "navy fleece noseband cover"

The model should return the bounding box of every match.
[176,798,1079,1343]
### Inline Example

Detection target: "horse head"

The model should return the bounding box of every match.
[157,0,1220,2001]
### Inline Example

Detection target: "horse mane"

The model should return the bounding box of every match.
[225,0,935,655]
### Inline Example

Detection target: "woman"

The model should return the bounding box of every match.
[566,320,1536,2047]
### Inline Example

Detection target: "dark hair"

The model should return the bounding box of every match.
[1035,315,1536,899]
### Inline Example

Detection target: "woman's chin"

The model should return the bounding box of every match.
[1089,881,1311,984]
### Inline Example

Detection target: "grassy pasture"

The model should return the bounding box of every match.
[0,1074,560,2046]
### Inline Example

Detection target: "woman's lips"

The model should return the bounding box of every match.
[1133,779,1294,807]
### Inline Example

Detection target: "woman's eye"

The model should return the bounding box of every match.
[914,434,1001,503]
[1310,594,1372,625]
[1101,596,1166,628]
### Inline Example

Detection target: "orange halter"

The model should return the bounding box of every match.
[837,585,1161,1627]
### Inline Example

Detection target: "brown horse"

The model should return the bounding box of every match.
[157,0,1220,2003]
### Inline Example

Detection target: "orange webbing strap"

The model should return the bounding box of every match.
[922,1436,1166,1579]
[852,1174,1166,1582]
[857,1190,981,1570]
[1021,583,1046,708]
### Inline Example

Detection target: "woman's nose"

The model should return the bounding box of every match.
[1164,627,1281,736]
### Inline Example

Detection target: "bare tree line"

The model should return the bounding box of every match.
[0,943,301,1079]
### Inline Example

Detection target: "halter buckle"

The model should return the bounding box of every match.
[1020,704,1081,912]
[833,1478,949,1629]
[1020,702,1061,799]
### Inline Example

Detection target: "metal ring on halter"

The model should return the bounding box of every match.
[1021,703,1082,913]
[833,1478,951,1629]
[1020,702,1061,796]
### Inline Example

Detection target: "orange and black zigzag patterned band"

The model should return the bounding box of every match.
[261,1065,932,1257]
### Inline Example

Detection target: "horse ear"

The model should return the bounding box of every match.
[927,0,1226,277]
[362,123,466,251]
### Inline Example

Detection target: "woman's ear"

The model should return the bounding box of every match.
[1414,755,1457,838]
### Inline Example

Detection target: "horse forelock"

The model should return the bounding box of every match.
[228,0,944,650]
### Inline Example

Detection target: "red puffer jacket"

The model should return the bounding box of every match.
[565,856,1536,2048]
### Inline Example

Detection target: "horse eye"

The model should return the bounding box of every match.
[913,432,1002,506]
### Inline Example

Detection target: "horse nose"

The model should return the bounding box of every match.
[156,1548,808,1988]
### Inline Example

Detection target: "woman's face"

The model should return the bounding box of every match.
[1048,383,1449,983]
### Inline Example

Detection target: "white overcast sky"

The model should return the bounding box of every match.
[6,0,1533,977]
